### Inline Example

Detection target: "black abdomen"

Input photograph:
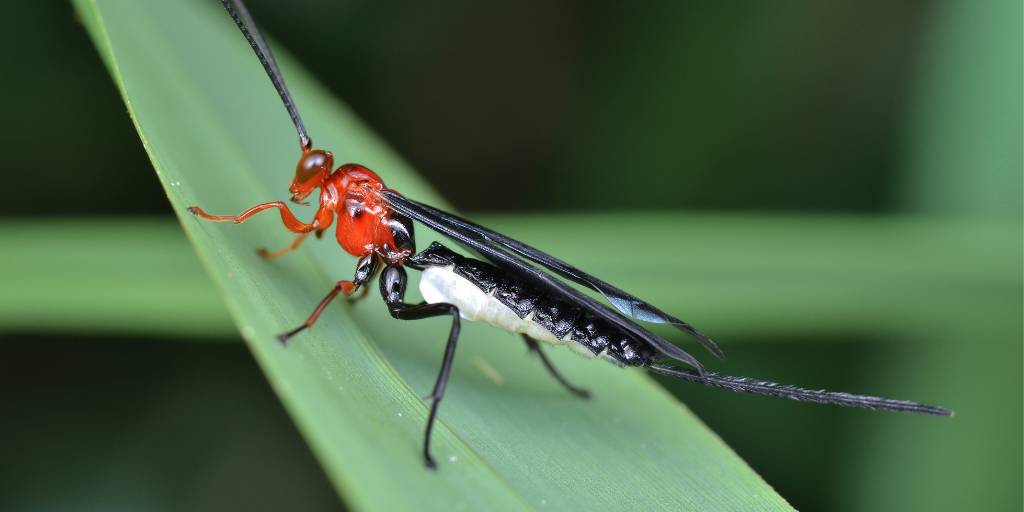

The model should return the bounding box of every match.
[409,242,657,366]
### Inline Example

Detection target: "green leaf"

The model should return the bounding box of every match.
[73,0,790,510]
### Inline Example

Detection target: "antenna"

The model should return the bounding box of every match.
[221,0,312,151]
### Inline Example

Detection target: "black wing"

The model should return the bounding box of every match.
[382,190,724,359]
[383,190,707,373]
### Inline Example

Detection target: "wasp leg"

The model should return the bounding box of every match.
[276,255,378,344]
[380,265,460,470]
[257,232,310,260]
[188,202,322,233]
[346,285,371,303]
[522,335,591,399]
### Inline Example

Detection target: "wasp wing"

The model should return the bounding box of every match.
[382,190,724,359]
[384,190,707,373]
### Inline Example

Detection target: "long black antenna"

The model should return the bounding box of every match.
[648,364,952,416]
[221,0,312,151]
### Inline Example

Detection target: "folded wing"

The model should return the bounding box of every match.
[383,190,709,373]
[383,190,724,359]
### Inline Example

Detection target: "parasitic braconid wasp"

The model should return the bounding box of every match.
[188,0,952,469]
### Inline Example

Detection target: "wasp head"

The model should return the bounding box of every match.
[289,149,333,203]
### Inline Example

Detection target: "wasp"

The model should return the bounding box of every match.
[189,0,950,469]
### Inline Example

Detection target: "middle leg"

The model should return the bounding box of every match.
[380,264,461,469]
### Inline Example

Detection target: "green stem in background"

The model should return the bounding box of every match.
[2,215,1016,340]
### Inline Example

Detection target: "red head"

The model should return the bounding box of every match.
[289,148,333,203]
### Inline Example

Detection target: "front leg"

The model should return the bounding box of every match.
[380,264,461,470]
[276,254,379,344]
[188,201,326,234]
[257,232,310,260]
[258,226,331,260]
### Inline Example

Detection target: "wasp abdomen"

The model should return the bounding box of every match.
[411,243,656,366]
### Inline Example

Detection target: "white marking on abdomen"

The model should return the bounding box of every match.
[420,266,589,353]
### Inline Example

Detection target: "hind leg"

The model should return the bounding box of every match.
[522,335,591,399]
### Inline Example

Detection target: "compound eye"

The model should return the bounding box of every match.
[295,150,333,183]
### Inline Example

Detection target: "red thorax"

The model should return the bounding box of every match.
[319,164,407,263]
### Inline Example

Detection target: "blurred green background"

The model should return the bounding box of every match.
[1,1,1020,510]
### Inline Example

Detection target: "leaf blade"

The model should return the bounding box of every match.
[73,1,791,510]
